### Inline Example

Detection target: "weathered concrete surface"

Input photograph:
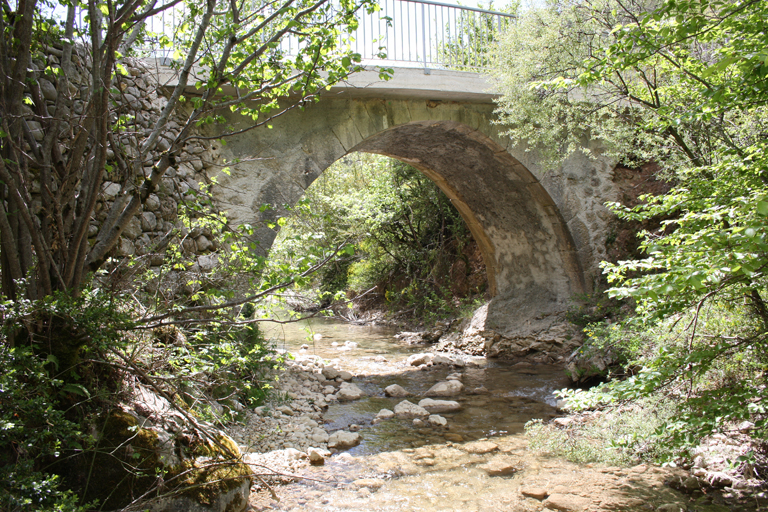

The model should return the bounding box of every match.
[166,66,620,355]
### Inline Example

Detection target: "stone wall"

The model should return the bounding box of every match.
[25,45,225,287]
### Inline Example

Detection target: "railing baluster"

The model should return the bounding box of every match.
[132,0,514,71]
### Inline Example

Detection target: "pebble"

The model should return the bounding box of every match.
[521,487,548,500]
[308,447,329,465]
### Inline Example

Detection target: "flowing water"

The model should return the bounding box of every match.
[254,316,579,511]
[252,317,722,511]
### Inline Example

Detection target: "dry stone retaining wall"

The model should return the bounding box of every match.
[25,45,226,295]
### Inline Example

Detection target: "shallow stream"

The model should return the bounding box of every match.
[256,316,580,511]
[251,317,731,511]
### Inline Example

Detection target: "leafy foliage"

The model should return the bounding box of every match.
[494,0,768,457]
[0,346,91,512]
[1,0,383,505]
[273,154,488,321]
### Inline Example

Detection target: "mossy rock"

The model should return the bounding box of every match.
[61,411,251,511]
[193,433,241,459]
[151,460,251,512]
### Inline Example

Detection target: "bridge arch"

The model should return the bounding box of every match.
[205,68,618,343]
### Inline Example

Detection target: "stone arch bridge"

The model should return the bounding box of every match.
[164,66,619,355]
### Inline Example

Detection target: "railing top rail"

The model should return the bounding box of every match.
[395,0,516,18]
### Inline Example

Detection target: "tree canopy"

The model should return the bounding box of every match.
[494,0,768,449]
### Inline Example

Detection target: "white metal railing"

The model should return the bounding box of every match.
[76,0,515,73]
[324,0,516,72]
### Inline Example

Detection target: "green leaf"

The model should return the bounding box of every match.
[62,383,91,399]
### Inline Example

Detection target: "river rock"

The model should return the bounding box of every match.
[338,370,354,381]
[394,400,429,419]
[521,487,548,500]
[418,398,461,413]
[384,384,409,397]
[276,405,294,416]
[461,440,498,454]
[428,414,447,427]
[374,409,394,423]
[432,354,453,365]
[479,455,518,476]
[336,382,364,400]
[309,428,329,444]
[328,430,361,450]
[407,353,433,366]
[542,493,593,511]
[308,447,330,465]
[425,380,464,397]
[322,366,340,379]
[413,418,425,427]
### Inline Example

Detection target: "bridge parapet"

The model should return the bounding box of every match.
[110,0,514,73]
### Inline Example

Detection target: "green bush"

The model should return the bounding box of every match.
[0,346,91,512]
[558,303,767,460]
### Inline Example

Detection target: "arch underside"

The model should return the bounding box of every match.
[351,120,585,336]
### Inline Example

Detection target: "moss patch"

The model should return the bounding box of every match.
[192,433,241,459]
[170,459,252,507]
